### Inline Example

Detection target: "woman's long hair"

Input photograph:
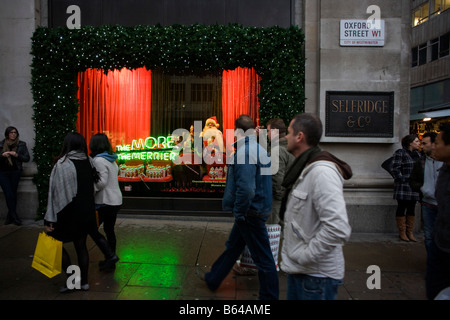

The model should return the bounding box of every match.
[89,133,113,157]
[401,134,418,149]
[56,132,88,163]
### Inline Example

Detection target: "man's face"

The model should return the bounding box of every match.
[286,120,297,154]
[421,136,433,156]
[434,132,450,164]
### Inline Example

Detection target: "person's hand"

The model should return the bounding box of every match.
[255,126,264,135]
[2,152,10,157]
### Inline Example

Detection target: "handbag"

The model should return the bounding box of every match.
[381,156,394,178]
[31,232,62,278]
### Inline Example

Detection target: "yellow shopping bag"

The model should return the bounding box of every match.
[31,232,62,278]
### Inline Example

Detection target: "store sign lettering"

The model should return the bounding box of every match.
[340,5,384,47]
[116,135,176,162]
[325,91,394,138]
[117,135,176,151]
[117,151,175,162]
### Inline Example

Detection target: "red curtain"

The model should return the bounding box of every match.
[221,67,261,137]
[76,67,152,150]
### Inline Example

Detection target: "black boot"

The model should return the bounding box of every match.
[95,236,119,271]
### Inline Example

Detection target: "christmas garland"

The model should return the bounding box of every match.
[30,24,305,218]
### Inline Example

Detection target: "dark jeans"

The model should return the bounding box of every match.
[426,239,450,300]
[205,215,279,300]
[422,203,438,254]
[287,274,342,300]
[97,205,121,252]
[0,170,22,222]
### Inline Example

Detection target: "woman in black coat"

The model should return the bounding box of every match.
[0,126,30,225]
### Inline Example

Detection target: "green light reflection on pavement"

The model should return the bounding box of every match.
[114,242,186,290]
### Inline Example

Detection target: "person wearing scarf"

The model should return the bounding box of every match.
[279,114,352,300]
[89,133,122,271]
[45,132,119,292]
[0,126,30,225]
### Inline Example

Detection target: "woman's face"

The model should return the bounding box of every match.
[410,137,420,150]
[8,129,18,140]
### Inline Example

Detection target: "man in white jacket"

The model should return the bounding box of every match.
[280,113,352,300]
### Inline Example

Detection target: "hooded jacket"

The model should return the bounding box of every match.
[280,151,352,280]
[92,152,122,207]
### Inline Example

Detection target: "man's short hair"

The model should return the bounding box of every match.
[291,113,323,147]
[439,122,450,145]
[235,115,256,132]
[422,131,437,143]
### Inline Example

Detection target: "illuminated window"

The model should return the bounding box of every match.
[431,0,450,17]
[412,2,429,26]
[444,0,450,11]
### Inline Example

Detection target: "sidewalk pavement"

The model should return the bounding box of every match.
[0,215,427,301]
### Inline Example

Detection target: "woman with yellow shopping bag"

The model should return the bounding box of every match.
[42,132,100,292]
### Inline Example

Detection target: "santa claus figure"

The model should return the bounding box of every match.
[200,116,224,154]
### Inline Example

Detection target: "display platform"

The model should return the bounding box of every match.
[120,196,227,216]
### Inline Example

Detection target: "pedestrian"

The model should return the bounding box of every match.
[200,114,279,300]
[426,122,450,300]
[280,113,352,300]
[89,133,122,270]
[392,134,421,241]
[44,132,118,292]
[265,118,295,225]
[44,132,96,291]
[409,132,443,253]
[0,126,30,225]
[233,118,294,276]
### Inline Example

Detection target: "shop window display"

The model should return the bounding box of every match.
[77,67,260,197]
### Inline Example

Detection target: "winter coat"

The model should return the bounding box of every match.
[92,154,122,207]
[392,148,421,201]
[222,136,272,221]
[280,158,352,280]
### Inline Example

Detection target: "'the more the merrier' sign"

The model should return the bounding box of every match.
[325,91,394,138]
[340,19,385,46]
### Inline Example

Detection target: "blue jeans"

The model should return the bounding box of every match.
[422,204,438,254]
[0,170,22,222]
[287,274,343,300]
[205,215,279,300]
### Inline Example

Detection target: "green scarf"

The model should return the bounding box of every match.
[279,145,322,220]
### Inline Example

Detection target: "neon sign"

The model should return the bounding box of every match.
[116,135,176,151]
[116,135,176,162]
